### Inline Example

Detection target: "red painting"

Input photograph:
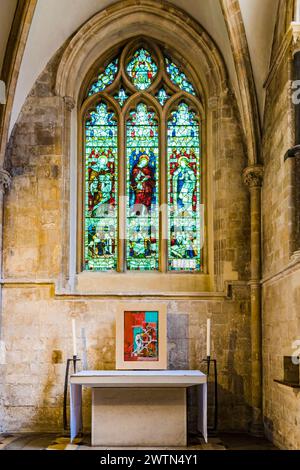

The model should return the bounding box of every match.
[124,311,159,361]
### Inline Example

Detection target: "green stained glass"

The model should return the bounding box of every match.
[165,57,196,95]
[167,103,201,271]
[156,87,170,106]
[114,87,128,107]
[126,103,159,270]
[127,49,158,90]
[88,59,118,96]
[84,102,118,271]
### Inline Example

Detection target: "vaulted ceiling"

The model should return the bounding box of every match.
[0,0,279,136]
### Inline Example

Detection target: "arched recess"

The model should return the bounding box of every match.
[55,0,228,102]
[54,0,234,294]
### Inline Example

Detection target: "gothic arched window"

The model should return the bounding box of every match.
[81,40,203,273]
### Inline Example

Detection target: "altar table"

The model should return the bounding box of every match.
[70,370,207,447]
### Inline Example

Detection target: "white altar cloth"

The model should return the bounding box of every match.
[70,370,207,445]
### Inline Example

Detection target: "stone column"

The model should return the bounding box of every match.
[243,165,264,435]
[0,168,11,343]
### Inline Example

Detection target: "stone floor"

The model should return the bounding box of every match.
[0,433,278,450]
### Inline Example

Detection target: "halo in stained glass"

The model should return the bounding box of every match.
[126,48,158,90]
[88,58,118,96]
[167,102,201,271]
[156,87,170,106]
[114,87,129,107]
[84,102,118,271]
[126,103,159,270]
[165,57,196,96]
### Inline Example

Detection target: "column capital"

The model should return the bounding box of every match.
[0,168,11,194]
[207,96,219,110]
[63,95,75,112]
[243,165,264,188]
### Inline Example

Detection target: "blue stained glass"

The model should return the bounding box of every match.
[84,102,118,271]
[114,87,129,107]
[165,57,196,95]
[167,103,201,271]
[126,103,159,270]
[127,49,158,90]
[156,87,170,106]
[88,59,118,96]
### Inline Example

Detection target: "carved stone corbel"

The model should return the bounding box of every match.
[63,96,75,112]
[0,168,11,194]
[243,165,264,189]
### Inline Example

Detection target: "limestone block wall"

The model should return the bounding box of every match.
[0,43,252,432]
[262,54,300,448]
[0,286,251,432]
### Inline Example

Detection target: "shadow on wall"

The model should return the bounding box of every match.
[30,369,64,432]
[169,316,252,433]
[188,329,251,432]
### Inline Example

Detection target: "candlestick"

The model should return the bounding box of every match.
[206,318,211,357]
[72,318,77,357]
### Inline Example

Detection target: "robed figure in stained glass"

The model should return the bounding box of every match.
[84,102,118,271]
[172,154,196,215]
[84,44,202,273]
[168,103,201,271]
[130,154,155,213]
[87,223,115,258]
[89,152,114,216]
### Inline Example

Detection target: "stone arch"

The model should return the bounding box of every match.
[51,0,248,293]
[55,0,230,106]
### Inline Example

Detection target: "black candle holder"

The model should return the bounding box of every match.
[202,355,218,433]
[63,355,81,431]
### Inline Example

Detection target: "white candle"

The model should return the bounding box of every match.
[206,318,211,357]
[72,318,77,357]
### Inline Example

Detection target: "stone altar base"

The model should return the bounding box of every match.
[92,387,186,447]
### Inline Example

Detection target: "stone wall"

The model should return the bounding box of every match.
[0,286,251,432]
[262,33,300,448]
[0,43,252,433]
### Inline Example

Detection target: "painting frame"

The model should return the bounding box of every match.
[116,303,167,370]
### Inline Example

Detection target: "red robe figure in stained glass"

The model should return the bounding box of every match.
[130,154,155,211]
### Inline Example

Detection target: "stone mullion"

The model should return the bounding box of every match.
[160,105,167,273]
[118,113,126,272]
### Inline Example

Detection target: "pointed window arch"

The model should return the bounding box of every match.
[81,39,203,272]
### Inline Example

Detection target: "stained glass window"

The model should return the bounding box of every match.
[88,59,118,96]
[83,41,202,273]
[126,103,159,270]
[114,87,129,107]
[84,102,118,271]
[156,87,170,106]
[165,58,196,95]
[167,103,201,271]
[127,49,158,90]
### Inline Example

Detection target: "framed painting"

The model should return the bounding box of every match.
[116,303,167,370]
